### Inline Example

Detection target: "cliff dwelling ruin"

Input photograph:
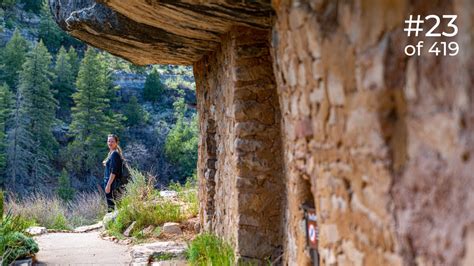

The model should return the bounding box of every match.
[50,0,474,265]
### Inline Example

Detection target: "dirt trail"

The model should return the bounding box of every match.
[34,231,131,265]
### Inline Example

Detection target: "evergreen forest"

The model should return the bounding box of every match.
[0,0,198,195]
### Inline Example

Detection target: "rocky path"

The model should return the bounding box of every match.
[34,231,131,265]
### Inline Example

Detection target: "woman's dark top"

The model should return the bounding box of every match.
[103,150,122,191]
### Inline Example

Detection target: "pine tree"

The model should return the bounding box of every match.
[0,190,4,219]
[143,68,164,102]
[67,46,80,79]
[38,0,63,52]
[20,0,42,13]
[130,64,147,74]
[57,169,74,201]
[0,0,17,8]
[0,83,12,187]
[69,48,117,176]
[9,40,58,186]
[98,52,125,137]
[165,100,198,181]
[7,88,32,188]
[53,46,74,121]
[0,29,29,89]
[123,96,146,127]
[97,52,121,110]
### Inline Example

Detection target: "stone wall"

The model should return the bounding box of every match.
[271,0,474,265]
[194,27,285,262]
[195,31,238,244]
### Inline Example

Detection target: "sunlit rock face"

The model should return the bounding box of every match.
[49,0,273,65]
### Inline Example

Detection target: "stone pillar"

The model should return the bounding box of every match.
[195,26,285,262]
[229,27,285,262]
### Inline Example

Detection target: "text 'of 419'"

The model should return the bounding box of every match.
[404,15,459,57]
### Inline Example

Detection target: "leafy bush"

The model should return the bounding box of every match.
[106,169,186,237]
[187,233,235,266]
[0,213,38,266]
[0,212,34,235]
[51,213,69,230]
[1,232,39,265]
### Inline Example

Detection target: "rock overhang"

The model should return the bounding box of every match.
[49,0,274,65]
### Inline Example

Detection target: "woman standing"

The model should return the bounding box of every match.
[103,134,124,211]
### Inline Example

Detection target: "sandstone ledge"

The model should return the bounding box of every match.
[49,0,274,65]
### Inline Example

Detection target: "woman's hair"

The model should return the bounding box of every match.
[103,134,124,165]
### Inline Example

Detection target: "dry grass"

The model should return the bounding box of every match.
[68,192,108,227]
[7,194,69,229]
[6,192,107,229]
[168,177,198,218]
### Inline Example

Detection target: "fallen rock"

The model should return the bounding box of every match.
[119,239,133,245]
[131,241,187,265]
[194,223,201,234]
[141,225,156,236]
[9,257,33,266]
[152,260,188,266]
[160,190,178,198]
[124,221,137,237]
[183,217,200,233]
[26,226,47,236]
[74,222,103,233]
[103,210,119,226]
[162,223,182,235]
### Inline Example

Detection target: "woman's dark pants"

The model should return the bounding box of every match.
[105,186,124,212]
[105,190,117,212]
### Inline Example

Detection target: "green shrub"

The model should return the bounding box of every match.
[107,169,186,237]
[0,213,38,266]
[51,213,69,230]
[1,232,39,266]
[0,212,34,236]
[187,233,235,266]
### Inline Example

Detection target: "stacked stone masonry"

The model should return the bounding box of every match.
[51,0,474,265]
[195,27,285,262]
[271,1,474,265]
